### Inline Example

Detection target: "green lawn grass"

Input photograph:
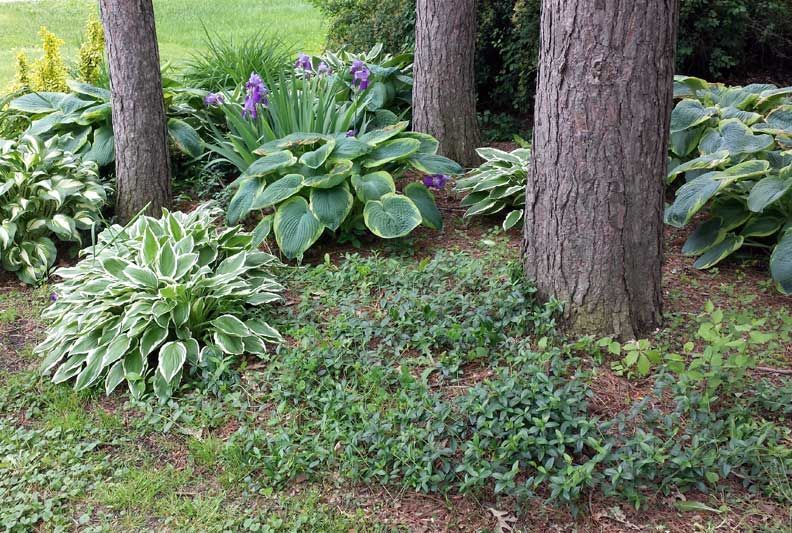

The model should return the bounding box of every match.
[0,0,326,86]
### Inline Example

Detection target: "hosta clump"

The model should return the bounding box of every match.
[0,134,106,284]
[36,204,284,399]
[667,76,792,293]
[226,121,463,260]
[454,145,531,230]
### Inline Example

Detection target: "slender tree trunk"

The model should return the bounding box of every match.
[100,0,171,223]
[413,0,481,167]
[522,0,678,339]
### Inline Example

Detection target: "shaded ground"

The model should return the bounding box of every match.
[0,203,790,532]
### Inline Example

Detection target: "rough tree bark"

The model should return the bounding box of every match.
[522,0,679,339]
[413,0,481,167]
[100,0,171,223]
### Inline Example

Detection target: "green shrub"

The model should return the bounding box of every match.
[311,0,792,113]
[9,81,204,168]
[666,76,792,293]
[0,135,106,284]
[36,204,284,399]
[454,144,530,231]
[182,30,293,92]
[226,122,462,260]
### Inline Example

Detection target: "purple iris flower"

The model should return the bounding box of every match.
[350,60,370,91]
[243,72,269,119]
[49,292,58,302]
[295,53,313,73]
[317,62,332,76]
[422,174,450,189]
[345,129,357,137]
[204,92,224,107]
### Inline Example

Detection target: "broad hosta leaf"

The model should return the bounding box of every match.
[673,75,709,98]
[363,193,422,238]
[708,159,769,182]
[747,174,792,212]
[753,105,792,136]
[243,150,297,178]
[402,132,439,155]
[670,99,717,132]
[403,182,442,230]
[9,92,67,113]
[665,177,722,227]
[741,215,784,238]
[211,315,250,337]
[682,218,725,256]
[158,341,187,383]
[303,159,354,188]
[85,125,115,166]
[770,230,792,294]
[407,154,464,176]
[698,118,774,157]
[227,176,265,224]
[168,118,204,159]
[256,133,330,155]
[250,174,304,210]
[273,196,324,260]
[331,136,372,159]
[709,197,752,231]
[363,138,420,167]
[667,151,729,182]
[299,139,336,169]
[358,121,409,145]
[351,171,395,202]
[502,209,524,231]
[670,125,706,158]
[309,183,354,231]
[693,233,744,269]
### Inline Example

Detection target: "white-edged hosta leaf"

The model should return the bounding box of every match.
[502,209,524,231]
[213,331,244,354]
[211,315,250,337]
[101,334,132,367]
[158,241,177,278]
[123,265,159,289]
[104,361,125,395]
[140,324,169,357]
[158,341,186,383]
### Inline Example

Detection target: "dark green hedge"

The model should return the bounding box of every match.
[310,0,792,113]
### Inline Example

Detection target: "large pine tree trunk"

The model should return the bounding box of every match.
[100,0,171,223]
[522,0,678,339]
[413,0,481,167]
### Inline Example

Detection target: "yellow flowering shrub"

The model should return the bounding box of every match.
[30,27,68,92]
[77,15,105,84]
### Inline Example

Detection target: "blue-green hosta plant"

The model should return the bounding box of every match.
[9,80,204,167]
[36,204,284,399]
[454,144,531,231]
[0,135,106,284]
[667,76,792,294]
[226,121,462,260]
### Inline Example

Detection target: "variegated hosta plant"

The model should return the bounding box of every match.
[226,121,463,260]
[667,76,792,294]
[454,145,531,231]
[37,204,284,399]
[0,134,106,284]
